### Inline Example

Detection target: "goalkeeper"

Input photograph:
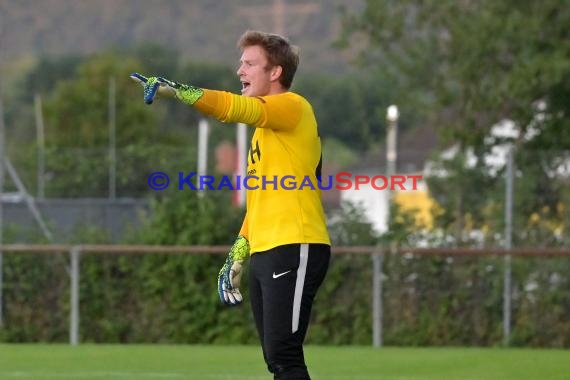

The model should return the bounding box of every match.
[131,30,331,380]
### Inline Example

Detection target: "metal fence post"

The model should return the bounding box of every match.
[372,249,384,347]
[70,246,80,346]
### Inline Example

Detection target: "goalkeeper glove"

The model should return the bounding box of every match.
[218,236,250,306]
[129,72,204,105]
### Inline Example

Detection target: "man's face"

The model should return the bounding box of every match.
[237,45,275,97]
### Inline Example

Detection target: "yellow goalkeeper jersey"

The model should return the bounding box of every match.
[195,90,331,253]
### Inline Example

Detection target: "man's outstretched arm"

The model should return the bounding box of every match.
[130,73,301,130]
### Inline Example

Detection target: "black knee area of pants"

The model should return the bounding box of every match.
[271,364,310,380]
[265,340,306,375]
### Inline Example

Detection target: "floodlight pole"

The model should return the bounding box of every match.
[373,105,399,348]
[108,77,116,199]
[386,105,399,193]
[197,119,210,198]
[35,94,46,199]
[503,146,514,346]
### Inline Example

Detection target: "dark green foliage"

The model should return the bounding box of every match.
[1,253,69,342]
[296,73,390,151]
[75,190,253,343]
[1,197,570,346]
[340,0,569,148]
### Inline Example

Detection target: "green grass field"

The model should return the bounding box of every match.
[0,344,568,380]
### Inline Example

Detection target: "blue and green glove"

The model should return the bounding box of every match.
[130,72,204,105]
[218,236,250,306]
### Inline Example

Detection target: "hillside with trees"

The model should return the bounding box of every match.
[0,0,361,74]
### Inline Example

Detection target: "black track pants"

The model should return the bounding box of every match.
[249,243,330,380]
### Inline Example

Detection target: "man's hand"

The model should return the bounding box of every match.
[218,236,250,306]
[129,72,204,105]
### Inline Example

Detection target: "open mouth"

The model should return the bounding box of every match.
[241,81,251,92]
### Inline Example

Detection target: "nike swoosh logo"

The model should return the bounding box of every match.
[272,270,292,279]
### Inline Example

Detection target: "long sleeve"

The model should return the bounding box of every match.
[193,90,302,130]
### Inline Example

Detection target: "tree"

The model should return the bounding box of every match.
[36,49,251,197]
[340,0,569,246]
[296,73,385,151]
[340,0,569,148]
